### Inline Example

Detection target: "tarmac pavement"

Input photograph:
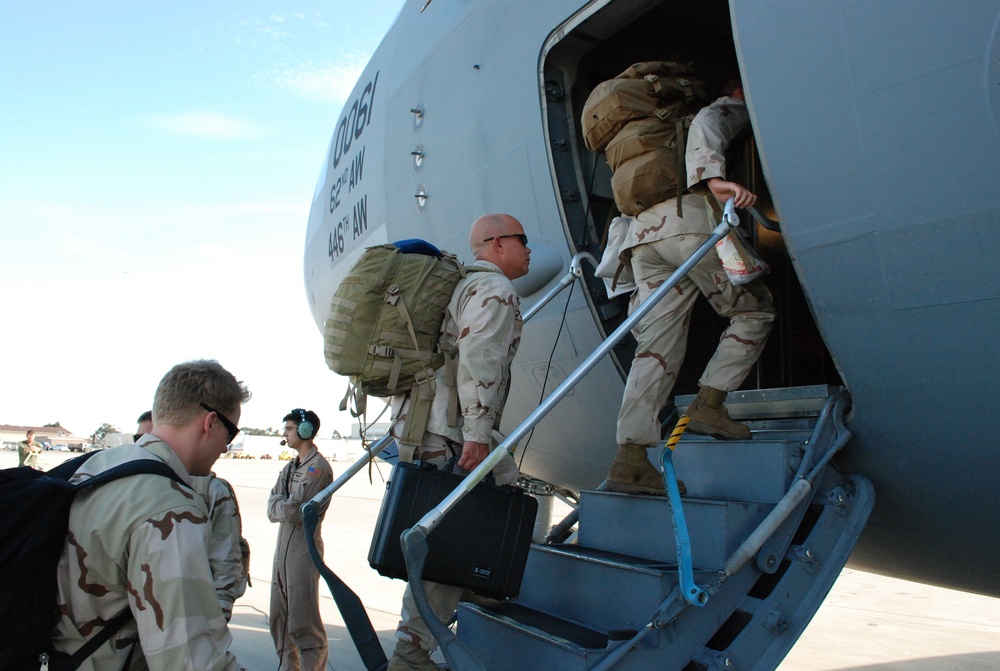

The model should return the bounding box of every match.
[7,449,1000,670]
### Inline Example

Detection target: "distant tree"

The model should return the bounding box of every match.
[44,421,62,427]
[332,429,342,440]
[93,423,120,442]
[241,427,281,437]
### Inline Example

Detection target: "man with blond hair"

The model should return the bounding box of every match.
[50,360,251,670]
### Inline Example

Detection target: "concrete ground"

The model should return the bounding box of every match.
[9,450,1000,670]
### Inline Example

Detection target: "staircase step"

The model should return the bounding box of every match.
[578,490,772,569]
[675,384,841,420]
[664,432,807,503]
[516,544,715,632]
[457,600,605,671]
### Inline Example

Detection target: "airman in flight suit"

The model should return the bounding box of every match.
[267,408,334,671]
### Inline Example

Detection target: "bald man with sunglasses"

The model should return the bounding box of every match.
[386,213,530,671]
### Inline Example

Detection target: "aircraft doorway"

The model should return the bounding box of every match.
[541,0,841,397]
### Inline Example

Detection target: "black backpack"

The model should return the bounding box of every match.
[0,452,187,671]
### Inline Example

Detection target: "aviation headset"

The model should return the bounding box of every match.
[293,408,316,440]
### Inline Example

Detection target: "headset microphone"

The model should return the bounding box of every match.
[280,439,287,446]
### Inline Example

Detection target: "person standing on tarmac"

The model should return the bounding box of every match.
[18,429,41,469]
[267,408,334,671]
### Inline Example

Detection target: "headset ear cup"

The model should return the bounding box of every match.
[297,421,314,440]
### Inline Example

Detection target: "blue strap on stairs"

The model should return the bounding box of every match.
[661,416,708,607]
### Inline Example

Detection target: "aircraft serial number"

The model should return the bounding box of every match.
[331,72,378,171]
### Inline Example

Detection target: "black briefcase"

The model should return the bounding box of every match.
[368,461,538,598]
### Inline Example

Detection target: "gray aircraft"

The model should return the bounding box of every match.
[303,0,1000,669]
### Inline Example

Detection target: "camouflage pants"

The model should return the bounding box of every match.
[395,432,517,651]
[616,234,774,447]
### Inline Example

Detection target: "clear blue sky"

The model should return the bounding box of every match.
[0,0,405,437]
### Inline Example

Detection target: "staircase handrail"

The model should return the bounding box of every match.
[522,251,599,321]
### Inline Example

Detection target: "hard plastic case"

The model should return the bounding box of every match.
[368,461,538,598]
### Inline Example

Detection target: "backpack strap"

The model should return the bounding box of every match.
[394,262,503,461]
[384,284,420,352]
[338,378,368,418]
[398,369,437,463]
[442,350,460,428]
[75,458,188,491]
[54,608,133,670]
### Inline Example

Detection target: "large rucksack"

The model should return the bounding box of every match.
[0,452,188,671]
[324,240,495,440]
[581,62,708,215]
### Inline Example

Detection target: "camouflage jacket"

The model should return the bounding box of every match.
[51,437,241,670]
[623,194,715,252]
[190,473,249,621]
[392,259,523,446]
[685,95,751,192]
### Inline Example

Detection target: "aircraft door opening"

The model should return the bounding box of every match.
[540,0,842,399]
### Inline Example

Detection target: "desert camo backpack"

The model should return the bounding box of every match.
[581,61,708,215]
[324,239,495,422]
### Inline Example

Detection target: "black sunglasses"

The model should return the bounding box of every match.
[200,402,239,444]
[483,233,528,246]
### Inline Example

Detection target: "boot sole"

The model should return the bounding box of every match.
[606,479,687,496]
[686,419,750,441]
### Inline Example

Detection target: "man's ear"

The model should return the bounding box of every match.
[200,410,216,438]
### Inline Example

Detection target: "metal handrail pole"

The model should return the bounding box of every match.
[413,214,737,535]
[302,433,394,515]
[521,251,599,321]
[748,206,780,231]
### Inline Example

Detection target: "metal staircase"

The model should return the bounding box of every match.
[303,208,876,671]
[454,386,874,671]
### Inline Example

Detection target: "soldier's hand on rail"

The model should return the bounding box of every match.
[708,177,757,209]
[458,440,489,472]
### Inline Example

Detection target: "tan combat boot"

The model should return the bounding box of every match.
[686,386,751,440]
[386,639,440,671]
[606,444,685,496]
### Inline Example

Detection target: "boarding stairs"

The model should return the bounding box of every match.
[454,385,874,671]
[303,202,874,671]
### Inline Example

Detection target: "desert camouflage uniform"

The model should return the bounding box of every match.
[267,446,334,671]
[190,473,250,621]
[615,96,774,447]
[51,436,241,671]
[388,259,522,652]
[685,95,751,191]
